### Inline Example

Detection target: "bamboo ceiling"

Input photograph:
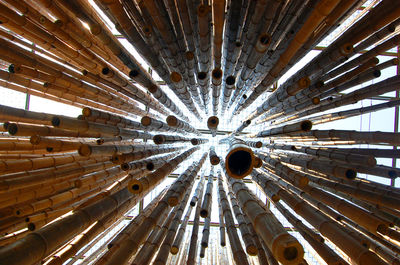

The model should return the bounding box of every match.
[0,0,399,264]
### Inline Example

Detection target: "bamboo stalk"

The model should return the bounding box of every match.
[224,138,255,179]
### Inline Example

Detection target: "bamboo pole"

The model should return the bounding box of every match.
[200,171,214,218]
[207,115,219,137]
[209,146,220,165]
[224,138,255,179]
[166,115,202,135]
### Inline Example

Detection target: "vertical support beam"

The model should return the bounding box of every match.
[392,45,400,187]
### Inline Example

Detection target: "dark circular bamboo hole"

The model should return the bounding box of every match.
[373,70,381,77]
[228,150,252,176]
[107,243,114,249]
[7,123,18,135]
[15,210,21,216]
[131,184,140,191]
[389,170,397,178]
[8,64,15,73]
[201,242,208,248]
[185,51,194,60]
[51,117,61,126]
[283,246,298,261]
[200,210,208,218]
[166,115,177,126]
[129,69,139,78]
[3,122,9,130]
[290,146,297,151]
[245,120,251,125]
[242,94,248,99]
[101,67,110,75]
[212,69,222,79]
[198,72,207,80]
[301,121,312,131]
[121,163,130,171]
[260,34,270,45]
[146,163,155,171]
[226,76,235,85]
[235,42,241,47]
[190,201,196,207]
[28,223,36,231]
[345,169,357,179]
[46,147,54,152]
[153,135,164,144]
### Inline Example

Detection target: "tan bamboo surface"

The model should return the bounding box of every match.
[222,166,304,265]
[114,146,184,165]
[209,146,220,165]
[128,147,199,194]
[153,134,192,145]
[254,120,312,138]
[187,170,206,265]
[224,138,255,179]
[166,115,201,135]
[227,185,258,256]
[217,172,250,265]
[153,180,195,264]
[216,175,226,247]
[200,171,214,218]
[207,116,219,137]
[141,115,185,134]
[167,152,207,207]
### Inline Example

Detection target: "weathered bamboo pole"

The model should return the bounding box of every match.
[254,120,312,138]
[227,185,258,256]
[0,104,53,125]
[201,214,211,249]
[221,76,236,116]
[216,174,226,247]
[211,68,223,115]
[114,146,183,165]
[153,134,192,145]
[207,116,219,137]
[141,115,184,133]
[232,120,251,136]
[224,138,255,179]
[127,147,198,194]
[166,115,202,135]
[209,146,220,165]
[200,171,214,218]
[217,172,250,265]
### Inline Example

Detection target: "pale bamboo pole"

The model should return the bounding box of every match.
[216,174,226,247]
[166,115,202,135]
[200,171,214,218]
[209,146,220,165]
[184,51,204,110]
[51,116,152,140]
[141,115,184,133]
[221,76,236,116]
[232,120,251,136]
[186,172,206,265]
[200,214,211,249]
[217,172,250,265]
[207,116,219,137]
[170,178,203,254]
[153,134,192,145]
[211,68,223,115]
[190,138,209,145]
[224,138,255,179]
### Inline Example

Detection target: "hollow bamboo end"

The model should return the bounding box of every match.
[373,69,381,77]
[121,163,131,171]
[246,245,258,256]
[167,197,179,206]
[210,156,220,165]
[200,209,208,218]
[30,135,41,145]
[143,25,152,37]
[255,141,262,148]
[147,84,158,93]
[198,72,207,80]
[146,162,155,171]
[153,135,165,144]
[312,97,320,105]
[185,51,194,60]
[129,69,139,78]
[166,115,177,126]
[128,179,142,194]
[340,43,353,55]
[51,117,61,127]
[226,76,235,87]
[191,138,199,145]
[170,246,179,254]
[101,67,112,77]
[170,72,182,83]
[225,146,254,179]
[7,123,18,135]
[96,139,104,145]
[82,107,91,117]
[253,157,263,168]
[272,234,304,265]
[78,144,92,156]
[212,68,222,79]
[300,120,312,132]
[141,116,152,126]
[207,116,219,129]
[298,76,310,89]
[345,169,357,179]
[27,223,36,231]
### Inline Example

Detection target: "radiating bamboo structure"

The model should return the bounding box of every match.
[0,0,399,265]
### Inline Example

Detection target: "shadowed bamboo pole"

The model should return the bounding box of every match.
[51,116,152,139]
[222,165,304,265]
[253,120,312,138]
[212,0,225,68]
[216,175,226,247]
[227,185,258,256]
[198,71,210,113]
[209,146,220,165]
[153,134,192,145]
[141,115,184,133]
[232,120,251,136]
[170,177,204,254]
[207,116,219,137]
[211,68,223,115]
[225,138,255,179]
[81,107,146,129]
[187,173,206,265]
[190,138,209,145]
[200,171,214,218]
[166,115,202,135]
[0,104,53,125]
[78,142,158,157]
[221,76,236,116]
[184,51,204,110]
[200,214,211,249]
[119,152,179,173]
[127,147,199,194]
[114,146,184,165]
[7,123,99,138]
